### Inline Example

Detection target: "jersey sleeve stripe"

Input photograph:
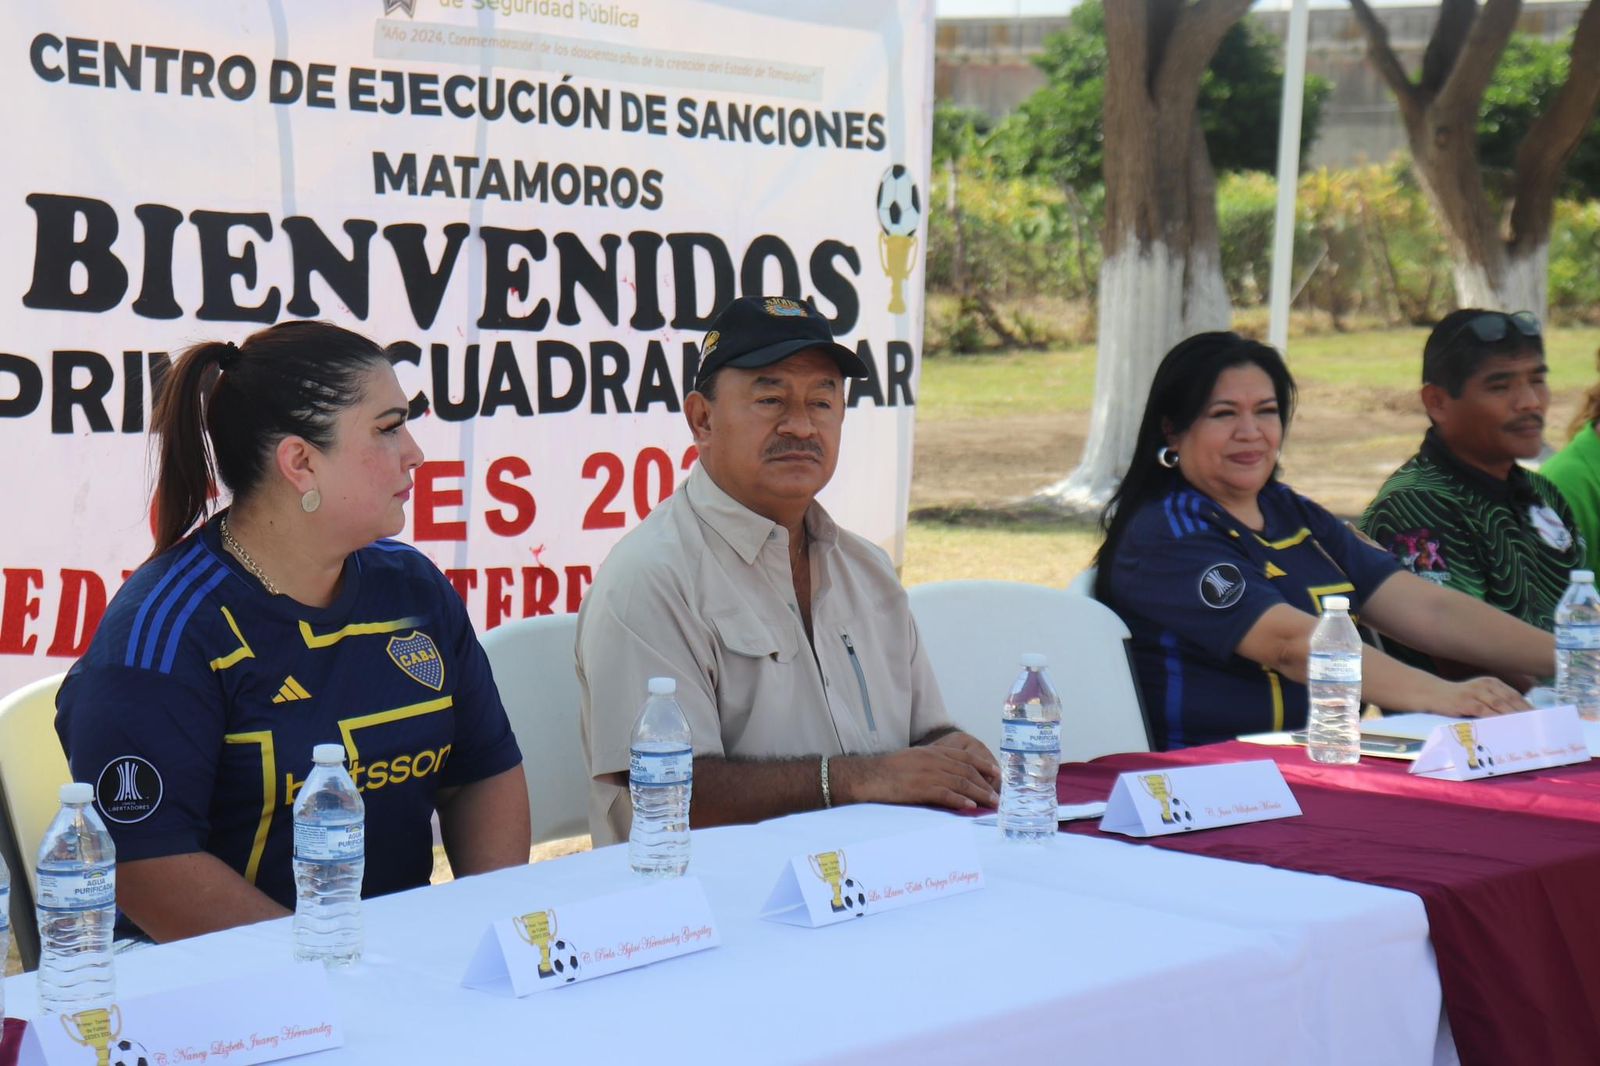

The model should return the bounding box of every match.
[159,566,231,674]
[136,555,219,671]
[124,541,205,667]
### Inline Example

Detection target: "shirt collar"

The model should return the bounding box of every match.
[1418,427,1538,508]
[684,465,839,566]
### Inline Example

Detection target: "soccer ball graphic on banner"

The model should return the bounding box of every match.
[875,164,922,314]
[549,938,582,982]
[875,164,921,237]
[109,1039,151,1066]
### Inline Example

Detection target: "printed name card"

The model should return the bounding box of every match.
[761,824,984,928]
[1100,760,1301,837]
[1410,704,1589,781]
[20,964,341,1066]
[462,876,719,997]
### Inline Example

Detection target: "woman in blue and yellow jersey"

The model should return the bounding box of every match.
[1094,332,1554,751]
[57,322,531,941]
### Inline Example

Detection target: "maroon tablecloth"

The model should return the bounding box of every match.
[1056,742,1600,1066]
[1,1017,23,1066]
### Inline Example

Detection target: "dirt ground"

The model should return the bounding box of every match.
[911,381,1585,521]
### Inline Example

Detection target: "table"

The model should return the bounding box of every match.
[2,805,1446,1065]
[1058,740,1600,1066]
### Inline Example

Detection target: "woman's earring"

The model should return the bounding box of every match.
[1157,447,1179,469]
[301,488,322,513]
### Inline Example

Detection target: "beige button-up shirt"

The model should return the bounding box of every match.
[577,466,951,845]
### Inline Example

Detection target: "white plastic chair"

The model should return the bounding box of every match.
[0,672,70,970]
[1066,566,1097,597]
[479,614,588,847]
[907,581,1151,763]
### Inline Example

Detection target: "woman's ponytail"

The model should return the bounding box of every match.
[148,341,226,557]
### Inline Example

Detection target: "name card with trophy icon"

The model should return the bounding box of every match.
[761,824,984,928]
[19,964,341,1066]
[1099,760,1301,838]
[461,876,719,998]
[1410,705,1589,781]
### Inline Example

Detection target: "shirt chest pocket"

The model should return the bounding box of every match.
[710,610,800,664]
[708,611,800,737]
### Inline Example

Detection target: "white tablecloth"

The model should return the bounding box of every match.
[4,805,1446,1064]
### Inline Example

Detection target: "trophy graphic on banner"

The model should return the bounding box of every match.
[807,849,850,913]
[1139,774,1177,824]
[1450,722,1484,770]
[60,1005,121,1066]
[875,164,921,314]
[516,908,559,978]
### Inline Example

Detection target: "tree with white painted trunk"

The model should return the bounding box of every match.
[1349,0,1600,317]
[1039,0,1252,512]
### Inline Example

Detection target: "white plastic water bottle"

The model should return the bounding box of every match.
[35,782,116,1014]
[293,744,365,966]
[1555,569,1600,721]
[1307,595,1363,764]
[629,677,692,877]
[998,653,1062,842]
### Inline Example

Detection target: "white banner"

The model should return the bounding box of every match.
[0,0,932,695]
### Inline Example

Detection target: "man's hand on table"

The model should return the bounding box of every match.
[833,739,1001,811]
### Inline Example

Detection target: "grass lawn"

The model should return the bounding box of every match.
[918,326,1600,422]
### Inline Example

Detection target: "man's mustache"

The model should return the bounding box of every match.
[764,440,824,459]
[1505,415,1545,431]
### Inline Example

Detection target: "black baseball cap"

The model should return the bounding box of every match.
[694,296,869,391]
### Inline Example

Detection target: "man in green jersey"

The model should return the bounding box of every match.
[1361,309,1582,680]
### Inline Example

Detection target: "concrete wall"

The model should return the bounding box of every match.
[934,2,1590,169]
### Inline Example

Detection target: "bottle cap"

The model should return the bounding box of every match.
[1020,652,1047,669]
[312,743,347,765]
[648,677,677,695]
[1324,596,1351,612]
[1574,570,1595,583]
[59,782,93,805]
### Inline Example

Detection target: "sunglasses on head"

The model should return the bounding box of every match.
[1444,310,1542,349]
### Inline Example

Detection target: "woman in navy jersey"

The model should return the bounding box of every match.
[57,322,531,941]
[1094,332,1554,750]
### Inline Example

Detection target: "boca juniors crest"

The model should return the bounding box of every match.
[388,631,444,691]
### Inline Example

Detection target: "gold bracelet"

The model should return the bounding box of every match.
[820,755,833,809]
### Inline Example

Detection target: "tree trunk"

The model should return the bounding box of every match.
[1039,0,1245,513]
[1349,0,1600,319]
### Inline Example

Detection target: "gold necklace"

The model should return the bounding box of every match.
[220,514,280,596]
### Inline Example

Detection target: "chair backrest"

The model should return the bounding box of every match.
[1066,566,1097,597]
[0,671,70,970]
[907,581,1151,763]
[479,615,587,847]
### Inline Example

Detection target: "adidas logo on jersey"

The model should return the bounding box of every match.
[272,676,312,703]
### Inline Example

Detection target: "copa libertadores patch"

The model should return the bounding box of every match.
[1198,563,1246,609]
[95,755,163,824]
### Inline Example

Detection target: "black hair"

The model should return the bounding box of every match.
[1093,332,1298,603]
[1422,308,1545,397]
[148,320,390,556]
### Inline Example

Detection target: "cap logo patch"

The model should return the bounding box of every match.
[388,630,445,690]
[95,755,163,823]
[1198,563,1246,609]
[763,297,806,317]
[702,330,719,357]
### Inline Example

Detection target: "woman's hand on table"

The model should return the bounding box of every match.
[1432,676,1531,718]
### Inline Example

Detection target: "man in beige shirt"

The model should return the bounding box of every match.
[578,295,1000,845]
